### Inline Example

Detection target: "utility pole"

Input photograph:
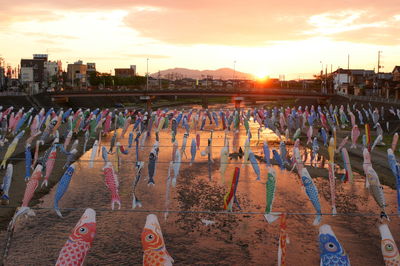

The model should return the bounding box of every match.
[110,69,113,89]
[233,60,236,92]
[146,58,149,92]
[347,54,350,85]
[325,65,327,94]
[320,61,323,92]
[377,51,382,74]
[330,64,332,93]
[376,51,382,95]
[158,70,161,89]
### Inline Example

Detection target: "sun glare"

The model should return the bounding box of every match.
[255,72,269,80]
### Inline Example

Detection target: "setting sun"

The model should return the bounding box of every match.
[255,72,269,80]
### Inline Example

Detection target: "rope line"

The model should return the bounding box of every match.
[0,144,302,148]
[0,157,381,166]
[0,205,397,217]
[1,103,399,111]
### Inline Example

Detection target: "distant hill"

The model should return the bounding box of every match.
[150,67,254,80]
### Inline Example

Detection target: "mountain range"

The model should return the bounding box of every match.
[150,67,254,80]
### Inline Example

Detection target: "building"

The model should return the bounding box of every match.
[20,67,33,84]
[382,80,400,99]
[379,66,400,100]
[180,78,196,87]
[57,60,63,73]
[0,57,5,90]
[86,63,96,86]
[332,68,375,95]
[20,57,46,90]
[67,60,87,87]
[20,66,38,93]
[87,63,96,74]
[0,66,5,91]
[33,54,48,61]
[333,70,349,93]
[148,77,159,87]
[212,79,224,87]
[393,66,400,81]
[44,61,59,85]
[44,61,59,78]
[20,54,63,91]
[43,60,62,89]
[300,79,320,89]
[130,65,136,75]
[115,65,136,77]
[372,73,392,97]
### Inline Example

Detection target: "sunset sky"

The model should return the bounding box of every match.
[0,0,399,79]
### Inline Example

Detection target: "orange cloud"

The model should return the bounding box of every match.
[124,8,309,46]
[305,10,400,45]
[0,9,58,28]
[1,0,400,47]
[333,27,400,45]
[121,1,400,46]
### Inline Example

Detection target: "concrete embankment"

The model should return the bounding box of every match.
[1,92,223,109]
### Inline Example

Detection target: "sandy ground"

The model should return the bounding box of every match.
[1,113,399,265]
[0,121,92,228]
[299,125,399,189]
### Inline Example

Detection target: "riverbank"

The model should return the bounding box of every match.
[0,92,321,110]
[0,96,399,264]
[1,117,399,265]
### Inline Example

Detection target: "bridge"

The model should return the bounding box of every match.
[49,88,330,98]
[49,87,332,108]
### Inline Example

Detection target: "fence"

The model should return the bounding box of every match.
[337,91,400,105]
[0,91,28,97]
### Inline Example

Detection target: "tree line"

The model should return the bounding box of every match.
[88,72,146,87]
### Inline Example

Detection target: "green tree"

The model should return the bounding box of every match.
[88,72,102,86]
[88,72,147,88]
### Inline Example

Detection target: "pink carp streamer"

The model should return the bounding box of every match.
[56,208,96,266]
[103,162,121,210]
